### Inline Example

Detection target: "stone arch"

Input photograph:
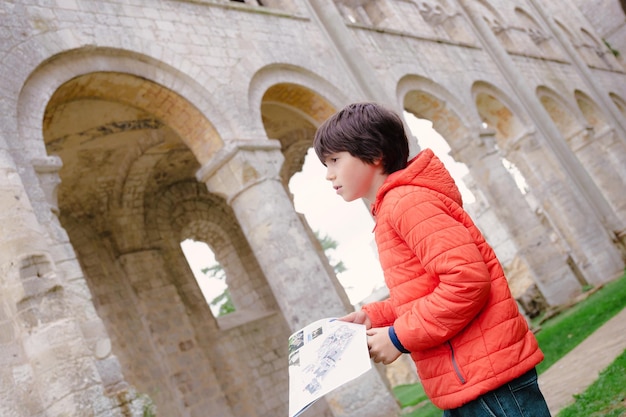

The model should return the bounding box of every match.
[146,180,278,316]
[398,76,476,219]
[475,81,620,289]
[334,0,389,26]
[536,86,585,141]
[252,66,357,316]
[13,36,235,152]
[470,82,594,304]
[553,19,615,68]
[399,76,518,286]
[410,0,475,44]
[33,47,293,416]
[533,85,626,278]
[473,0,515,50]
[15,44,245,417]
[576,25,618,69]
[250,64,344,184]
[15,46,236,239]
[398,74,475,147]
[580,27,603,50]
[575,90,610,132]
[38,54,225,165]
[514,7,548,45]
[513,7,559,58]
[43,73,223,253]
[471,81,530,149]
[249,63,348,126]
[609,92,626,119]
[554,18,577,45]
[141,179,289,416]
[397,77,575,308]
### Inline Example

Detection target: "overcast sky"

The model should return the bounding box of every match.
[289,114,472,304]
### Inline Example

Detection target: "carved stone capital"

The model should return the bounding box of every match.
[196,139,284,203]
[32,155,63,215]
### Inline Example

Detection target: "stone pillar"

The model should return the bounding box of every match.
[456,0,626,266]
[595,128,626,187]
[505,132,623,285]
[304,0,420,156]
[305,0,392,106]
[567,127,626,228]
[197,139,400,417]
[528,0,626,138]
[0,144,49,417]
[0,142,144,417]
[452,129,581,305]
[116,249,235,417]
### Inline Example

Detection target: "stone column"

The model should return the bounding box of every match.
[567,127,626,226]
[505,132,623,285]
[595,128,626,186]
[456,0,626,265]
[305,0,393,106]
[197,139,400,417]
[304,0,420,156]
[595,128,626,250]
[452,129,581,305]
[0,142,143,417]
[527,0,626,138]
[116,249,235,417]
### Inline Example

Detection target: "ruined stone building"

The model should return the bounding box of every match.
[1,0,625,416]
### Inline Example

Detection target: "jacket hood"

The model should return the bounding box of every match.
[372,148,463,215]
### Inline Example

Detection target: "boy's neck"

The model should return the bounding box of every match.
[365,171,389,203]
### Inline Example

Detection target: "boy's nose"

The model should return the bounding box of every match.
[325,168,335,181]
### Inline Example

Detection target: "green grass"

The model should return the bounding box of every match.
[393,382,440,417]
[393,272,626,416]
[557,350,626,417]
[534,272,626,374]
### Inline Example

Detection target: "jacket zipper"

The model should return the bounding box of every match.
[447,341,466,384]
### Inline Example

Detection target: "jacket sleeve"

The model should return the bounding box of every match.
[362,299,396,328]
[391,189,491,352]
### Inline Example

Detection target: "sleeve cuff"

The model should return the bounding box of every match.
[388,326,410,353]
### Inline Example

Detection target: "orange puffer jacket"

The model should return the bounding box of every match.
[362,149,543,410]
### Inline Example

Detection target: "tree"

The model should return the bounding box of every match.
[201,264,235,317]
[314,231,346,275]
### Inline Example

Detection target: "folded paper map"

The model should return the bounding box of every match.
[288,318,372,417]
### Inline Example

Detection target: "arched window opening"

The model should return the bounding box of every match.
[502,158,529,195]
[180,238,234,317]
[404,112,475,204]
[289,149,385,306]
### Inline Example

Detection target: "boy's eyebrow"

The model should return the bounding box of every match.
[320,153,336,166]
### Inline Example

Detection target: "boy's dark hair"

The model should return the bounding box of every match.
[313,102,409,174]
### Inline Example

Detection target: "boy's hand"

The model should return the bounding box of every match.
[337,311,371,329]
[366,326,402,365]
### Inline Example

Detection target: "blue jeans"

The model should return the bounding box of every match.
[443,368,551,417]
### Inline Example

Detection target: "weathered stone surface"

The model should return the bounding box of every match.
[0,1,624,416]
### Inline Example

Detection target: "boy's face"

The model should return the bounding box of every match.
[323,151,385,203]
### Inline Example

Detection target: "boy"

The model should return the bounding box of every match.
[313,102,550,417]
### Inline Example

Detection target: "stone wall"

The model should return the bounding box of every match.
[0,1,624,416]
